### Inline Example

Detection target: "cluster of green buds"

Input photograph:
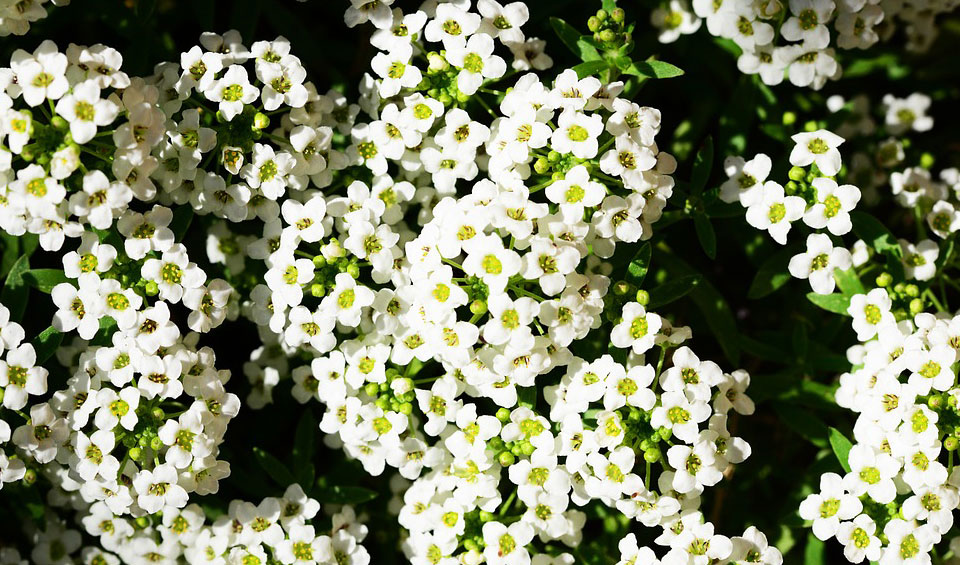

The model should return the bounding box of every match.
[423,51,469,106]
[363,368,415,416]
[874,276,924,318]
[309,244,363,298]
[586,7,630,49]
[120,403,173,464]
[625,405,665,464]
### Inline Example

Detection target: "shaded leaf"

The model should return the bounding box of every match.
[626,243,651,287]
[253,447,297,488]
[170,206,195,242]
[693,215,716,259]
[775,402,829,448]
[22,269,71,294]
[314,484,378,505]
[834,267,866,298]
[623,59,684,78]
[1,255,30,322]
[747,245,800,299]
[550,18,600,61]
[31,326,62,365]
[851,211,902,257]
[690,136,714,194]
[647,275,702,309]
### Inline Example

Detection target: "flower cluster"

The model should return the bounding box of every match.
[723,91,960,563]
[649,0,960,88]
[0,0,790,562]
[7,484,370,565]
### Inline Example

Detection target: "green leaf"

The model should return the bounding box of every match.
[626,243,651,287]
[804,532,825,565]
[170,206,195,242]
[31,326,62,365]
[22,269,71,294]
[572,60,610,78]
[655,253,741,365]
[1,255,30,322]
[601,0,617,11]
[806,292,851,316]
[646,275,702,309]
[693,216,716,259]
[549,18,600,61]
[747,245,799,299]
[850,211,902,257]
[690,137,714,194]
[292,411,317,488]
[828,427,853,473]
[775,402,829,448]
[622,59,684,79]
[253,447,297,488]
[834,267,865,298]
[0,233,19,279]
[314,484,378,505]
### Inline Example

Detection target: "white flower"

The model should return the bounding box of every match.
[802,177,860,235]
[133,464,189,514]
[610,302,662,354]
[551,110,603,159]
[445,33,507,96]
[720,153,771,206]
[780,0,833,48]
[744,181,806,244]
[883,93,934,135]
[848,289,895,341]
[837,514,882,563]
[788,233,852,294]
[54,79,119,143]
[789,130,844,176]
[10,40,69,106]
[371,43,422,98]
[204,64,259,120]
[926,200,960,239]
[843,444,900,503]
[799,472,863,540]
[899,239,939,281]
[0,343,47,410]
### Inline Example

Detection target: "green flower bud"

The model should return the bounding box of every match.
[658,427,672,441]
[144,280,159,296]
[534,157,550,174]
[803,120,818,132]
[635,289,649,306]
[129,447,142,461]
[782,111,797,126]
[643,448,661,463]
[788,166,806,182]
[135,516,150,528]
[596,9,608,21]
[310,283,326,298]
[399,402,413,415]
[588,17,601,31]
[920,152,935,170]
[598,29,617,43]
[498,451,516,467]
[928,395,943,410]
[946,436,959,451]
[253,112,270,130]
[893,282,906,294]
[547,150,561,163]
[151,407,164,421]
[463,540,479,552]
[520,441,535,456]
[375,396,390,410]
[470,299,487,316]
[346,263,360,279]
[613,280,630,295]
[876,273,892,287]
[150,436,163,451]
[479,511,495,522]
[50,116,69,130]
[364,383,380,397]
[313,255,327,269]
[611,8,625,22]
[909,298,924,315]
[22,469,36,486]
[496,407,511,422]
